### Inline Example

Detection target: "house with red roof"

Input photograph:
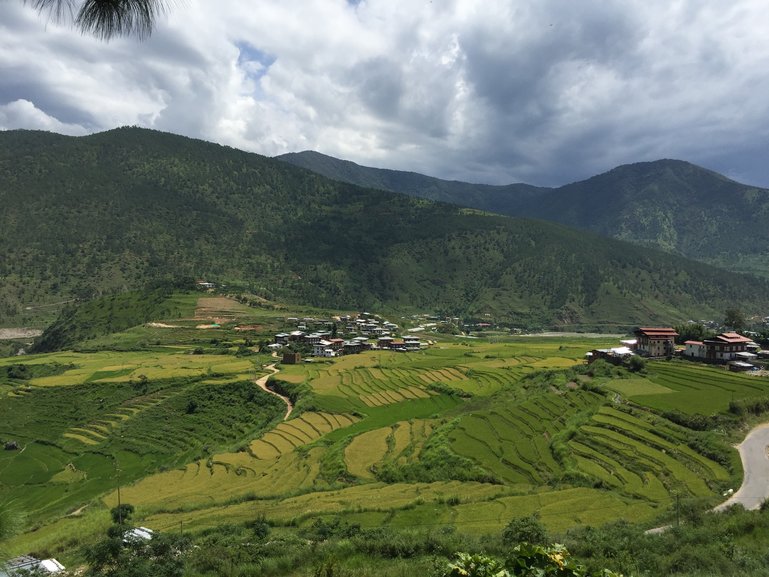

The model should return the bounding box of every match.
[634,327,678,357]
[703,332,753,362]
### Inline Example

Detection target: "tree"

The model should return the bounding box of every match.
[724,308,746,332]
[502,514,549,547]
[23,0,170,40]
[626,355,646,373]
[110,503,135,525]
[85,528,189,577]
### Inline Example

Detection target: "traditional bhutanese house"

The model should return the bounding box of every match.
[683,340,706,359]
[390,339,406,351]
[343,341,365,354]
[377,336,394,349]
[586,346,634,365]
[634,327,678,357]
[704,332,753,362]
[274,333,290,344]
[328,338,345,350]
[403,336,421,350]
[303,333,323,345]
[313,340,333,356]
[282,352,301,364]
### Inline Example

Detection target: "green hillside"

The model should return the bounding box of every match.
[278,153,769,277]
[2,128,768,330]
[526,160,769,276]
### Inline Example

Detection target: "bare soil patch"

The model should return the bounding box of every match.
[194,296,249,322]
[0,328,43,340]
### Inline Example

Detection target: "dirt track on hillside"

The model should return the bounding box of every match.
[256,363,293,420]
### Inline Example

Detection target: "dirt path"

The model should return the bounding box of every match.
[714,423,769,511]
[256,363,293,420]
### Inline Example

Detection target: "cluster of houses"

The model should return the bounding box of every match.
[271,313,427,362]
[588,327,767,372]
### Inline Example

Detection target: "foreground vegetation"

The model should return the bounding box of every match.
[2,293,769,576]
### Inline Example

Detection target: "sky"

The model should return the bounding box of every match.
[2,0,769,187]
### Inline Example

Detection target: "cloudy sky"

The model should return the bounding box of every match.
[2,0,769,187]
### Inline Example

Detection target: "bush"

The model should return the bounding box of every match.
[502,514,549,547]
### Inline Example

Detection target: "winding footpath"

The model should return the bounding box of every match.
[714,422,769,511]
[255,363,293,420]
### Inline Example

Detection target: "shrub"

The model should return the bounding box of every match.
[502,514,549,547]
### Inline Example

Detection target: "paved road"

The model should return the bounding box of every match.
[714,423,769,511]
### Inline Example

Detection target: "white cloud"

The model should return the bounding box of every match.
[2,0,769,186]
[0,99,88,135]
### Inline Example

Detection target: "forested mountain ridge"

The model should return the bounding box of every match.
[278,152,769,276]
[277,150,547,215]
[1,127,768,329]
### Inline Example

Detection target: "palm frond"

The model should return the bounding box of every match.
[76,0,170,40]
[22,0,77,24]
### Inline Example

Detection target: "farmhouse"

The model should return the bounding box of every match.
[313,340,336,357]
[586,346,634,365]
[634,327,678,357]
[683,340,706,359]
[704,332,754,362]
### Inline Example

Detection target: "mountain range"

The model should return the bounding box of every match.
[1,127,767,330]
[278,152,769,277]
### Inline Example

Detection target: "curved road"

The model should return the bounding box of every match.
[714,423,769,511]
[255,363,293,420]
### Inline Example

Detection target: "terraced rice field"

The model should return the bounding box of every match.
[449,390,602,484]
[113,411,358,511]
[344,419,437,479]
[5,331,765,552]
[609,361,769,414]
[2,350,258,388]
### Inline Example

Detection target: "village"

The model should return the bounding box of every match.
[268,312,430,364]
[588,327,769,372]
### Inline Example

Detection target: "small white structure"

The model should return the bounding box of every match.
[124,526,154,543]
[1,556,65,576]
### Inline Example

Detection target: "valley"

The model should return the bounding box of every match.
[2,292,769,575]
[3,128,769,575]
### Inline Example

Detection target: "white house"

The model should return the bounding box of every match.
[313,340,335,357]
[683,340,706,359]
